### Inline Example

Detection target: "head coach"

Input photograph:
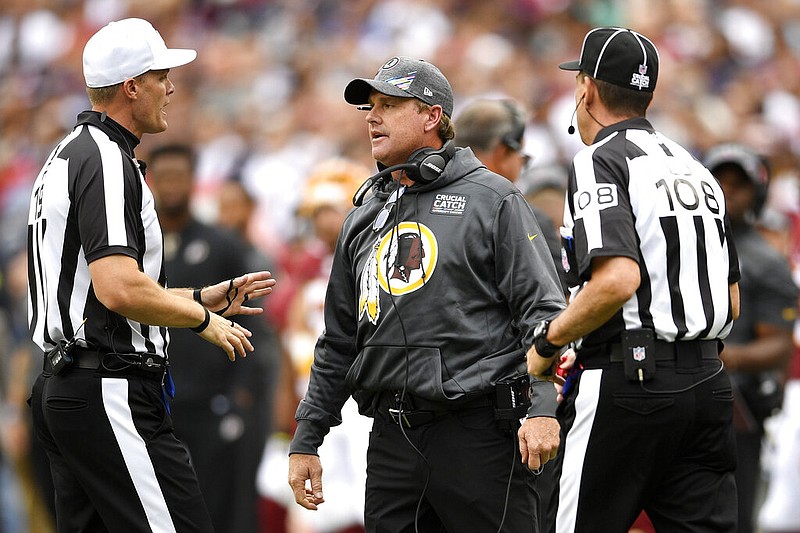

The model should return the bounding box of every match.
[288,56,566,532]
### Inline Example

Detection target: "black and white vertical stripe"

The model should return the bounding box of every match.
[565,119,738,343]
[27,115,167,357]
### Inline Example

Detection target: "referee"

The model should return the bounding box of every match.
[528,28,740,532]
[27,19,274,532]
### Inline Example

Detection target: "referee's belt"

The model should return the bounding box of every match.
[582,339,720,366]
[69,347,167,374]
[380,391,494,428]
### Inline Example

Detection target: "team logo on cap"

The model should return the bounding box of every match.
[387,74,416,91]
[381,57,400,70]
[631,64,650,90]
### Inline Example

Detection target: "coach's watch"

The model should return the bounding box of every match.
[533,320,563,358]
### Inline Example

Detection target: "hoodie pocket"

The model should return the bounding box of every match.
[345,345,447,401]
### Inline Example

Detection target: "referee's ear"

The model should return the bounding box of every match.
[582,76,598,108]
[122,78,138,100]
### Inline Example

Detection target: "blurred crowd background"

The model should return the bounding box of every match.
[2,0,800,532]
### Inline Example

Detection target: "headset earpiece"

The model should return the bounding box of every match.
[353,141,456,205]
[405,140,455,184]
[499,100,526,151]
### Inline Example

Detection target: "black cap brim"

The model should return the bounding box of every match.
[558,60,581,71]
[344,78,413,106]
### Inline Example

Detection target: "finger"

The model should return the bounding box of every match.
[289,479,317,510]
[231,337,247,358]
[310,476,324,505]
[222,341,236,362]
[242,337,254,352]
[232,326,254,348]
[232,333,253,355]
[249,279,276,291]
[247,271,273,282]
[234,306,264,317]
[527,451,542,471]
[229,321,253,339]
[518,433,529,464]
[299,499,319,510]
[247,286,275,300]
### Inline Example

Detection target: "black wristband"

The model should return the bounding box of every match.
[190,307,210,333]
[193,288,204,306]
[533,320,563,358]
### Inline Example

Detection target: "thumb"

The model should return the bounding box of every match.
[311,475,324,502]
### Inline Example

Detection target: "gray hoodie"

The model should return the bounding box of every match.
[291,147,566,455]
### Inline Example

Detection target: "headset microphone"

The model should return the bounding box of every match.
[352,141,455,206]
[567,96,584,135]
[352,163,418,206]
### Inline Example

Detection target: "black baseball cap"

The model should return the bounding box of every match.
[703,143,770,215]
[559,27,659,93]
[703,143,769,188]
[344,56,454,117]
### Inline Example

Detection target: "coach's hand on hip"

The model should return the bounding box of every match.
[288,453,325,510]
[518,416,560,471]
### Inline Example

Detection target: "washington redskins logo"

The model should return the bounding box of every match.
[358,222,438,324]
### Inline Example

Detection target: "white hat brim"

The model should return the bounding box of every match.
[151,48,197,71]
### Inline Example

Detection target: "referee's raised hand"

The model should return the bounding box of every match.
[195,271,276,317]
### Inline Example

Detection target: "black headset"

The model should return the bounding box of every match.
[499,100,526,152]
[352,140,456,205]
[404,140,456,184]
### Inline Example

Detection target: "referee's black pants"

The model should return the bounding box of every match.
[550,351,737,533]
[30,367,214,533]
[364,401,540,533]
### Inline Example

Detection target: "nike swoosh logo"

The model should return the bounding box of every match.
[528,233,538,241]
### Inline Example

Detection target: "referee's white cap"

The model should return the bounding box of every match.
[83,18,196,88]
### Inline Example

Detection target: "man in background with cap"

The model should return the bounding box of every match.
[288,56,565,532]
[454,97,566,293]
[528,28,741,532]
[27,18,275,532]
[704,143,797,533]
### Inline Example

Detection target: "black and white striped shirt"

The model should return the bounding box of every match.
[562,117,739,347]
[27,111,168,357]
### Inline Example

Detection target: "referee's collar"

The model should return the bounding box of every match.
[76,110,140,158]
[594,116,654,144]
